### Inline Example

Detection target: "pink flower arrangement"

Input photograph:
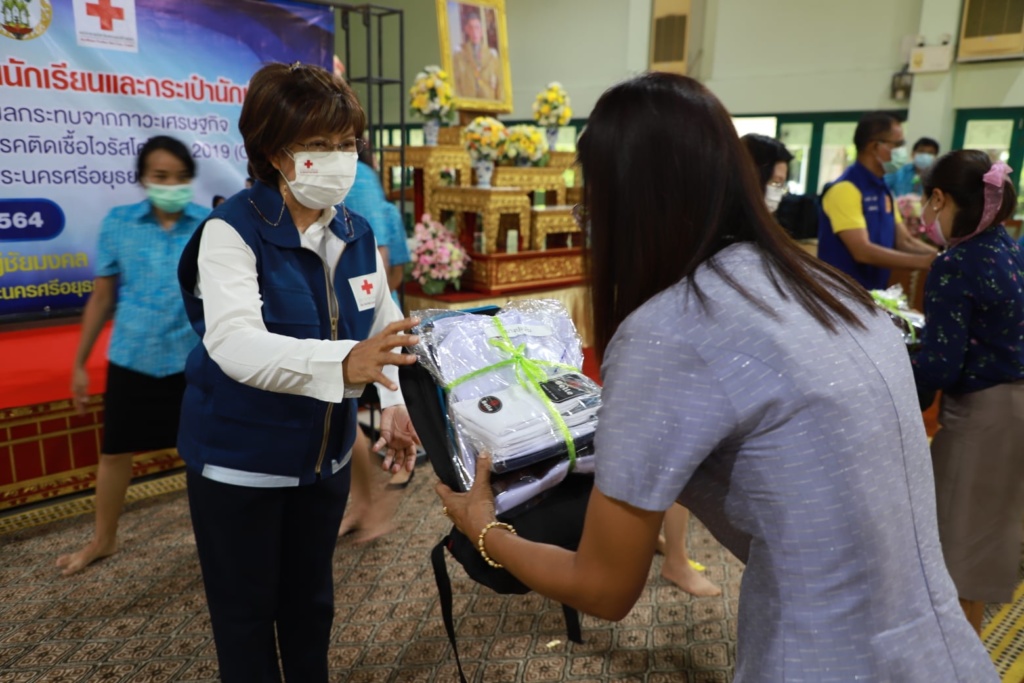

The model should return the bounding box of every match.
[896,193,924,235]
[410,214,470,294]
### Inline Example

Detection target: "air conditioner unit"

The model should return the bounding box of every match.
[958,0,1024,62]
[650,0,691,75]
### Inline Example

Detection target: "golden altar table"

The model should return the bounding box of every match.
[491,166,567,207]
[530,205,581,250]
[381,145,471,219]
[430,186,533,255]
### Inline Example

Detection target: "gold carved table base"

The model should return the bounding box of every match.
[430,186,533,255]
[530,205,581,250]
[491,166,567,207]
[381,145,472,219]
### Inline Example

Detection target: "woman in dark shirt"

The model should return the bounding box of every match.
[912,149,1024,632]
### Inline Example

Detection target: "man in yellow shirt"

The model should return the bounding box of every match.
[452,9,502,101]
[818,112,936,289]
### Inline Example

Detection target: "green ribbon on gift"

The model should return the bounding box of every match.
[446,316,582,469]
[871,290,918,344]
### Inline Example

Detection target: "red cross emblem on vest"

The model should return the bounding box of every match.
[86,0,125,31]
[360,279,373,295]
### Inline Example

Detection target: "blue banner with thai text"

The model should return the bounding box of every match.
[0,0,333,319]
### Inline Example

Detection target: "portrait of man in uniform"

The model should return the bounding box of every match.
[437,0,512,113]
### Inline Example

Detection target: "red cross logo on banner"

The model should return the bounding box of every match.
[86,0,125,31]
[360,280,373,295]
[304,160,314,169]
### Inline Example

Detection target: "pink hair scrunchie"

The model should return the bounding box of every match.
[950,161,1013,247]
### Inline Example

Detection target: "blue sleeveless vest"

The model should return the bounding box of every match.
[177,181,378,485]
[817,161,897,291]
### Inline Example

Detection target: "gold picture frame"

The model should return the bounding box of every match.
[436,0,513,114]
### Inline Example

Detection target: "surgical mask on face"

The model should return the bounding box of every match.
[882,145,909,174]
[922,202,946,247]
[765,184,786,213]
[281,150,358,210]
[146,183,193,213]
[913,153,935,171]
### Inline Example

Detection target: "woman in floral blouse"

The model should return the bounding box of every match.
[912,150,1024,633]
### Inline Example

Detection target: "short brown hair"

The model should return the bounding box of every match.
[239,62,366,185]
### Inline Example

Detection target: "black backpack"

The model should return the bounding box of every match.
[398,307,592,682]
[775,192,820,241]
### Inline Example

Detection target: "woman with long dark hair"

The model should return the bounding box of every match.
[437,73,996,681]
[913,150,1024,633]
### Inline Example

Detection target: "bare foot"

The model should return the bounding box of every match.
[55,539,117,576]
[338,504,366,538]
[338,490,402,544]
[387,468,414,487]
[661,558,722,597]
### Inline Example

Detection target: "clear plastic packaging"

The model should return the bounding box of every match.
[410,299,598,514]
[870,284,925,349]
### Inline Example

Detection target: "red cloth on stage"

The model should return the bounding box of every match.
[0,322,111,409]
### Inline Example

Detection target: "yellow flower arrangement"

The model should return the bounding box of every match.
[504,124,549,165]
[532,81,573,127]
[408,65,455,121]
[463,116,508,162]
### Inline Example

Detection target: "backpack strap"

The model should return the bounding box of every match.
[562,603,583,644]
[431,536,470,683]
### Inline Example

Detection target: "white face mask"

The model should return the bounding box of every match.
[765,184,786,213]
[281,150,358,210]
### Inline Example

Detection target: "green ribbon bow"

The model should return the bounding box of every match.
[446,316,582,469]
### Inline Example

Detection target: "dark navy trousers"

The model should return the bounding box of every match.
[186,466,351,683]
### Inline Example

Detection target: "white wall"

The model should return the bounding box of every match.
[953,61,1024,108]
[505,0,651,119]
[701,0,924,115]
[341,0,1024,134]
[339,0,652,124]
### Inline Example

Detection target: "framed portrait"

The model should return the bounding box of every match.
[436,0,513,113]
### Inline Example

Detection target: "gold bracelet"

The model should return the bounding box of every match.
[477,521,517,568]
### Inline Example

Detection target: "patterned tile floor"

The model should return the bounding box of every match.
[0,470,743,682]
[3,469,1019,682]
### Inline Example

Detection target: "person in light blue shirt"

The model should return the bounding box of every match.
[346,154,409,307]
[56,136,206,576]
[339,151,416,539]
[885,136,940,197]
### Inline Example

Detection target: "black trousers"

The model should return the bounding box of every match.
[186,467,351,683]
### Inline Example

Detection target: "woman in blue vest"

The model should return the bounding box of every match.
[57,136,207,576]
[912,150,1024,634]
[176,62,420,683]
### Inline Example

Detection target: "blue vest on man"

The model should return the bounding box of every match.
[176,181,378,485]
[817,161,896,291]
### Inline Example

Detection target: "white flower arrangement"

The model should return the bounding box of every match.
[532,82,573,127]
[462,116,508,162]
[408,65,455,122]
[504,124,549,165]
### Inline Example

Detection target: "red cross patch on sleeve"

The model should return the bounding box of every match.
[347,274,377,312]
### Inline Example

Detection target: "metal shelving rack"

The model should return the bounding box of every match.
[300,1,407,195]
[337,3,405,193]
